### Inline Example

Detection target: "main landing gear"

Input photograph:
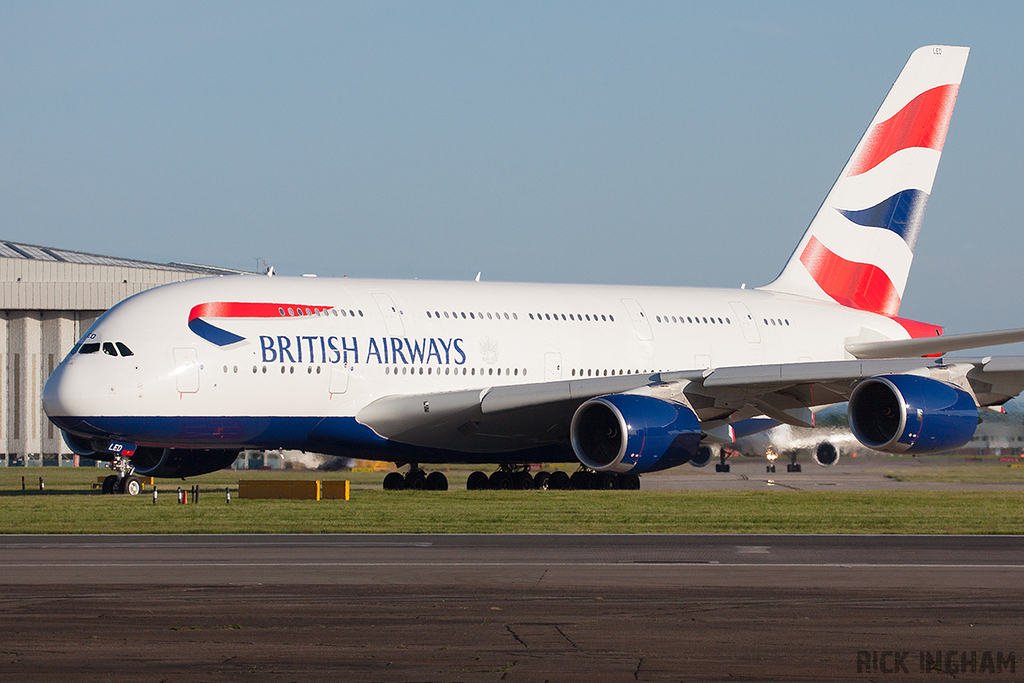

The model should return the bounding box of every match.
[785,451,802,473]
[382,464,449,491]
[465,465,640,491]
[100,455,143,495]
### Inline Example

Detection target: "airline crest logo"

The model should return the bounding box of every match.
[188,302,334,346]
[800,81,960,317]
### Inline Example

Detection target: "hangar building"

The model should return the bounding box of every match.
[0,240,244,466]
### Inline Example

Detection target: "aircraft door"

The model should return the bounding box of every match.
[729,301,761,343]
[620,299,653,341]
[172,348,200,394]
[371,293,406,337]
[329,363,350,394]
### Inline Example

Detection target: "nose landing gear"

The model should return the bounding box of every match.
[100,455,142,495]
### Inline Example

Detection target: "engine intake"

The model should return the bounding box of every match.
[570,394,701,474]
[129,448,241,478]
[848,374,977,454]
[813,442,840,466]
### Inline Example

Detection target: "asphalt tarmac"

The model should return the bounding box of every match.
[2,534,1023,681]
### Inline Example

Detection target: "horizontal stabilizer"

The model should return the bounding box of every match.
[846,328,1024,359]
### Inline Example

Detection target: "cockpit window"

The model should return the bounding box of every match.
[115,342,134,357]
[102,342,117,356]
[79,343,101,354]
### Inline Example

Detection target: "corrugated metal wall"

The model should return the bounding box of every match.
[0,255,234,466]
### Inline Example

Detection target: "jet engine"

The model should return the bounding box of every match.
[60,431,238,478]
[570,394,701,473]
[128,447,241,479]
[691,445,713,468]
[847,374,978,454]
[813,441,840,466]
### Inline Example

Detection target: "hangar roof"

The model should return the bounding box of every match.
[0,240,241,276]
[0,239,249,311]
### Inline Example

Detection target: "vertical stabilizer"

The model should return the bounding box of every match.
[761,45,969,316]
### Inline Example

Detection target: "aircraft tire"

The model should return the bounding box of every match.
[122,475,142,496]
[425,471,448,491]
[489,471,513,490]
[549,471,570,490]
[619,474,641,490]
[513,472,534,489]
[466,471,488,490]
[101,475,118,495]
[405,471,426,490]
[533,471,551,490]
[598,473,618,489]
[383,472,405,490]
[570,471,593,490]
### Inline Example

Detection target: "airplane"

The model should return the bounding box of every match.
[42,45,1024,494]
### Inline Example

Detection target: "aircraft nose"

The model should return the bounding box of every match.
[42,360,85,430]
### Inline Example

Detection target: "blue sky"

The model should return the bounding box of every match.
[2,1,1022,349]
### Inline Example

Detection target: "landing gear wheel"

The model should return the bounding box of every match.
[383,472,405,490]
[489,471,513,490]
[569,471,589,490]
[715,463,731,473]
[534,471,551,490]
[425,471,448,491]
[549,471,570,490]
[101,475,118,495]
[122,475,142,496]
[619,474,641,490]
[513,471,534,489]
[767,464,776,473]
[598,473,618,489]
[466,471,488,490]
[405,470,426,490]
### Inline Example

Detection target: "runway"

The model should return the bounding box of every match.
[1,533,1023,588]
[2,535,1022,681]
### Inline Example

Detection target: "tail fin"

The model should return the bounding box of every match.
[761,45,969,316]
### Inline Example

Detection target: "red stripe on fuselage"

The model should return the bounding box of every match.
[188,302,333,322]
[799,236,901,316]
[848,83,959,177]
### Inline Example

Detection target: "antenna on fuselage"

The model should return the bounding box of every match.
[475,272,481,282]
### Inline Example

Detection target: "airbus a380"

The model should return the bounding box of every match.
[43,46,1024,493]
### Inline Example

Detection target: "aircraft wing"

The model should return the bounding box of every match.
[355,356,1024,451]
[847,327,1024,359]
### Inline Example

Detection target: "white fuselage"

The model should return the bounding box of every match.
[42,274,918,462]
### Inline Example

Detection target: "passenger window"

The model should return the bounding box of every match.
[102,342,117,356]
[115,342,134,357]
[79,343,101,354]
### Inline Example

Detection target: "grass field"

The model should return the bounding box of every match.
[1,467,1023,535]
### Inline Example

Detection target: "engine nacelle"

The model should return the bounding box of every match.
[129,447,241,478]
[848,374,978,454]
[62,431,102,458]
[570,394,701,473]
[813,441,840,467]
[691,445,713,468]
